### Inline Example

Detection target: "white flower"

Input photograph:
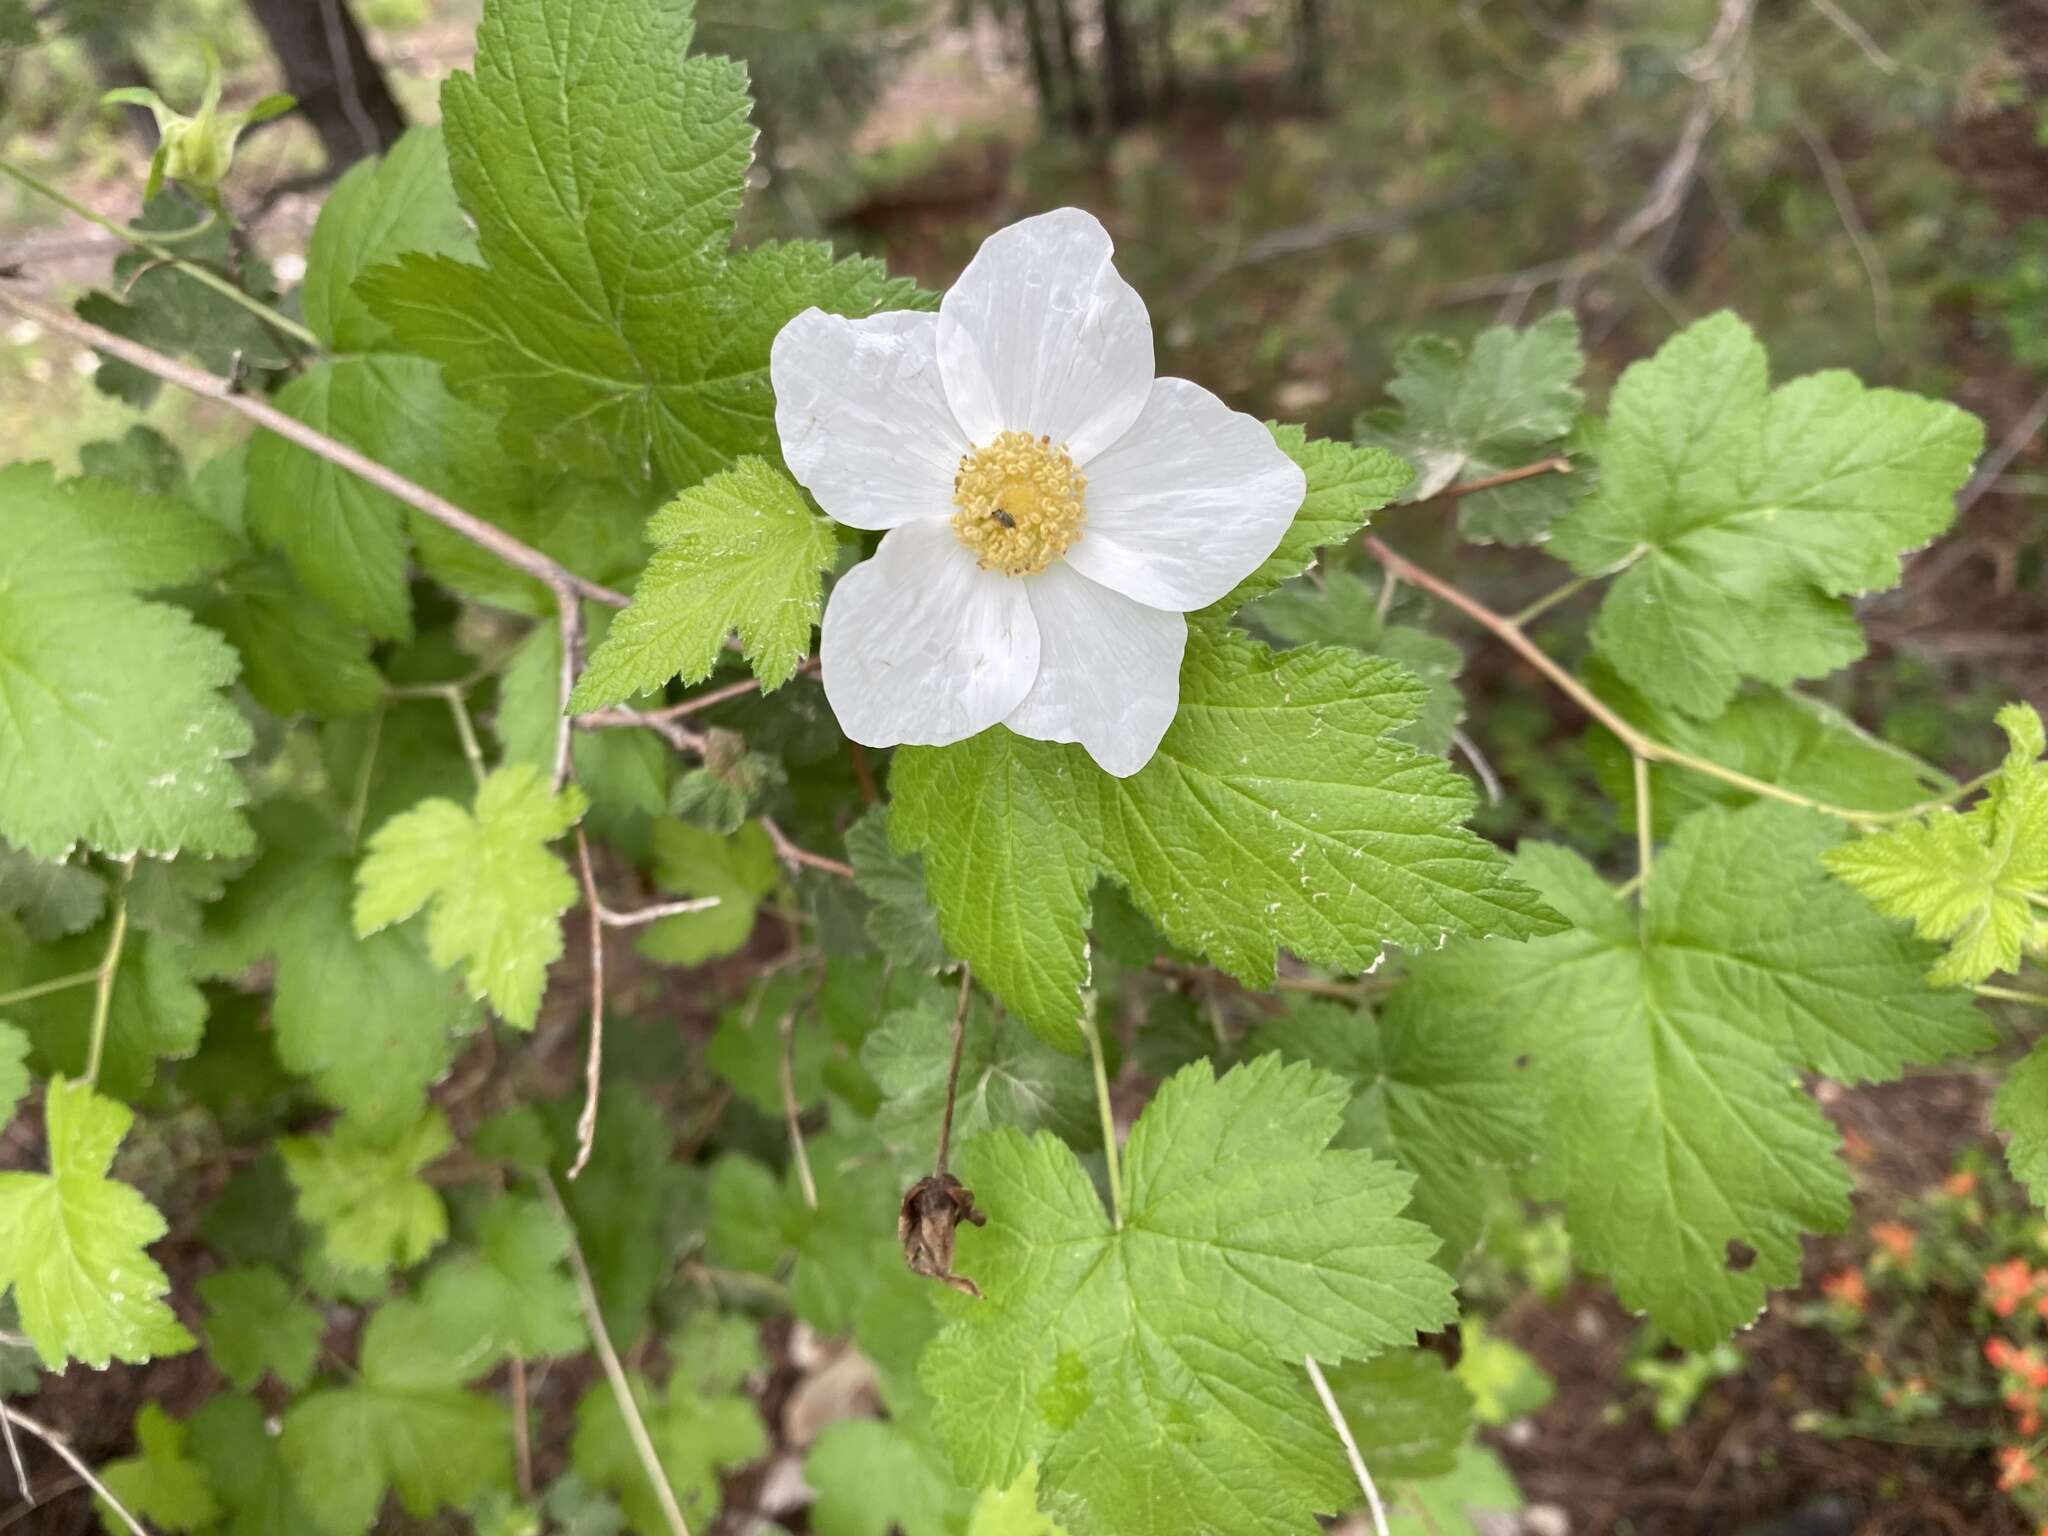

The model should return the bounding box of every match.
[770,207,1305,777]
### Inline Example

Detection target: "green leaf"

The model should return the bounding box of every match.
[0,1023,26,1125]
[0,1076,195,1369]
[922,1055,1455,1536]
[863,991,1097,1164]
[197,804,475,1134]
[847,806,949,971]
[98,1405,220,1535]
[198,1265,324,1391]
[1389,1442,1523,1536]
[892,627,1562,1050]
[1248,568,1465,753]
[359,0,928,488]
[189,1395,317,1536]
[188,556,384,717]
[703,971,827,1115]
[0,464,252,859]
[1998,1036,2048,1206]
[804,1417,968,1536]
[1321,1350,1473,1481]
[1213,427,1409,613]
[280,1108,452,1274]
[571,459,837,709]
[1583,659,1948,840]
[571,1364,767,1536]
[421,1195,585,1362]
[968,1465,1069,1536]
[548,1087,693,1345]
[1823,703,2048,985]
[280,1299,511,1536]
[0,0,35,46]
[636,818,779,967]
[301,125,475,353]
[496,622,671,827]
[4,923,205,1101]
[354,764,588,1028]
[1249,997,1537,1263]
[1549,312,1984,718]
[1356,310,1585,543]
[0,842,106,941]
[1392,802,1993,1347]
[78,424,188,499]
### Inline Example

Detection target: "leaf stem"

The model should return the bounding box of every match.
[0,158,319,350]
[1977,983,2048,1009]
[1364,535,1988,829]
[0,968,101,1009]
[779,985,819,1212]
[1633,752,1655,897]
[1304,1354,1391,1536]
[1081,1008,1122,1229]
[83,860,136,1090]
[568,827,606,1181]
[934,965,973,1177]
[443,688,487,789]
[539,1175,692,1536]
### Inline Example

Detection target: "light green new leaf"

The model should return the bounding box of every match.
[892,627,1561,1050]
[0,464,252,859]
[359,0,927,488]
[197,803,474,1135]
[1356,309,1585,543]
[421,1195,584,1363]
[1550,312,1983,717]
[198,1265,323,1391]
[1392,803,1992,1347]
[863,992,1097,1165]
[354,765,588,1028]
[968,1466,1069,1536]
[280,1109,452,1274]
[280,1299,510,1536]
[1250,997,1537,1263]
[1451,1318,1554,1425]
[301,125,475,353]
[571,1364,767,1536]
[1824,703,2048,985]
[923,1055,1455,1536]
[1213,427,1409,613]
[847,806,949,971]
[571,458,837,708]
[98,1405,220,1535]
[0,1077,195,1368]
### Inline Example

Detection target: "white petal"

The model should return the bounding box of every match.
[772,308,968,531]
[1063,376,1306,611]
[821,519,1040,749]
[937,208,1154,462]
[1005,560,1186,777]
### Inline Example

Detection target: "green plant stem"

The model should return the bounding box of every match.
[1977,983,2048,1009]
[1364,534,1993,830]
[0,159,320,350]
[345,702,386,851]
[0,969,102,1009]
[1633,752,1654,894]
[443,688,487,788]
[83,860,136,1090]
[1081,1009,1122,1229]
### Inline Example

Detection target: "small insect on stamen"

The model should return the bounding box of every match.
[989,508,1018,529]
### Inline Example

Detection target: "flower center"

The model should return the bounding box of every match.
[950,430,1086,576]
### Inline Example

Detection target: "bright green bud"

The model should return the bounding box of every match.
[102,48,294,200]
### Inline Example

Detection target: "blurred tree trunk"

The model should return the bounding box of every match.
[1151,0,1177,110]
[1098,0,1141,128]
[1047,0,1092,131]
[1291,0,1325,101]
[1016,0,1061,127]
[244,0,406,168]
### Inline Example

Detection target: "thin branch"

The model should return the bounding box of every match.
[1363,535,1980,828]
[1978,984,2048,1010]
[1450,728,1502,808]
[0,1397,25,1505]
[443,689,487,789]
[778,989,819,1211]
[760,815,856,881]
[0,289,628,611]
[1791,115,1891,344]
[1957,383,2048,517]
[1808,0,1899,73]
[554,599,586,793]
[597,896,723,928]
[0,160,317,350]
[1416,456,1571,504]
[934,966,974,1177]
[0,1407,156,1536]
[568,828,607,1182]
[84,860,136,1090]
[539,1176,692,1536]
[1304,1355,1391,1536]
[510,1356,534,1500]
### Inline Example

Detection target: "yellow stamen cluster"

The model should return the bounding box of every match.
[950,430,1086,576]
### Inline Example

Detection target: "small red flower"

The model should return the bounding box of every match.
[1991,1337,2022,1370]
[1821,1268,1868,1311]
[1947,1170,1979,1198]
[2001,1445,2038,1490]
[2022,1407,2042,1438]
[1987,1258,2037,1318]
[1870,1221,1916,1264]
